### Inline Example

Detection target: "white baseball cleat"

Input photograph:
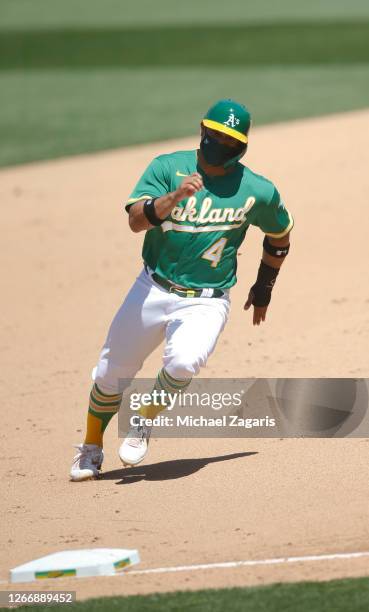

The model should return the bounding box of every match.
[119,423,152,467]
[70,443,104,481]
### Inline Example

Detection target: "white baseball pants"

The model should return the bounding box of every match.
[94,267,230,394]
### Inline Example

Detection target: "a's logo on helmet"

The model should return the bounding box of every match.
[224,108,240,129]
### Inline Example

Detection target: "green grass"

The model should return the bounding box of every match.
[2,577,369,611]
[1,0,369,28]
[1,22,369,69]
[1,64,369,167]
[1,2,369,167]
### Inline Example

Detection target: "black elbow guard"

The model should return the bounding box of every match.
[263,236,290,258]
[143,198,165,226]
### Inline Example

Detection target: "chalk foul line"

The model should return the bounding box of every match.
[128,551,369,575]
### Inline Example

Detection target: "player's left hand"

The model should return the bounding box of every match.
[243,290,268,325]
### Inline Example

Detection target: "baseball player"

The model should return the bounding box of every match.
[70,99,293,481]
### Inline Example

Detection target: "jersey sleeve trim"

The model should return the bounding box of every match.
[125,195,152,213]
[263,211,294,238]
[127,195,152,204]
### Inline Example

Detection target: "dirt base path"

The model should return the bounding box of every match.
[1,110,368,599]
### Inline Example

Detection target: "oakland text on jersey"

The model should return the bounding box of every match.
[170,195,256,228]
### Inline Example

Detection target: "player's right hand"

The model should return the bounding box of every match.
[175,173,204,200]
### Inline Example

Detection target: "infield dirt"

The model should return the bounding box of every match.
[1,110,368,600]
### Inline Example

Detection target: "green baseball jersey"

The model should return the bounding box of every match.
[125,150,293,289]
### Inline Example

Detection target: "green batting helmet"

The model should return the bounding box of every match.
[202,99,251,144]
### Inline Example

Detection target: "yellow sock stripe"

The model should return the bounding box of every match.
[89,400,121,414]
[93,384,122,402]
[89,385,122,413]
[92,391,122,404]
[162,368,190,387]
[90,396,121,409]
[156,370,175,393]
[162,368,188,383]
[156,371,176,393]
[155,368,191,394]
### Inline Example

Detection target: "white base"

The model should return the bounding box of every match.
[10,548,140,583]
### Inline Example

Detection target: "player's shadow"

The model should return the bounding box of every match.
[101,451,257,484]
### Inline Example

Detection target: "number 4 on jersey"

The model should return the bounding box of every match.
[201,238,227,268]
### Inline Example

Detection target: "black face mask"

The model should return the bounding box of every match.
[200,131,246,168]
